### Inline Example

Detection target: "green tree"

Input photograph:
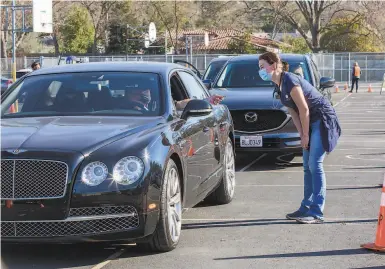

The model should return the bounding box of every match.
[280,36,312,54]
[228,32,261,54]
[107,24,147,54]
[321,16,384,52]
[60,6,95,53]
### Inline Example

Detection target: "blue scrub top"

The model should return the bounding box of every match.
[280,72,341,153]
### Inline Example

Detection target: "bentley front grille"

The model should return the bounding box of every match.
[1,206,139,237]
[1,160,68,199]
[69,206,135,217]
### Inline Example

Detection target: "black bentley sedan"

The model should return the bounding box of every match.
[207,54,335,155]
[0,62,236,252]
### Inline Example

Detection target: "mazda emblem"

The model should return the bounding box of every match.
[244,112,258,123]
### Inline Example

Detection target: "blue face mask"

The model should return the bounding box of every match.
[259,69,273,81]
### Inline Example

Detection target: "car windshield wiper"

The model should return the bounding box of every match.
[89,109,144,115]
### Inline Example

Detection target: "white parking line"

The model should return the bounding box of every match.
[239,153,266,172]
[236,184,381,187]
[333,93,351,107]
[91,248,126,269]
[335,147,384,150]
[341,129,385,130]
[338,120,385,122]
[244,170,384,173]
[182,217,375,222]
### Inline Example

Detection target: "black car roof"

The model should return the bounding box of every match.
[227,54,308,63]
[28,62,189,77]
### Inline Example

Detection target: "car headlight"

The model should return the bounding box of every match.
[113,156,145,185]
[81,161,109,186]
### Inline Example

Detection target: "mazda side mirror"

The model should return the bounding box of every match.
[320,77,335,89]
[181,99,213,120]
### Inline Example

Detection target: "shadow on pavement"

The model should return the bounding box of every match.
[351,266,385,269]
[1,243,120,269]
[359,153,385,156]
[343,166,385,170]
[213,248,384,260]
[328,186,382,191]
[182,218,377,230]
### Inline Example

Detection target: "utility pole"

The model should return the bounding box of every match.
[12,0,16,82]
[185,35,188,61]
[165,31,167,63]
[190,36,193,64]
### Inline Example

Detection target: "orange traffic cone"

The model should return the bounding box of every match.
[361,175,385,252]
[9,103,16,113]
[368,84,373,93]
[187,139,195,157]
[335,85,339,93]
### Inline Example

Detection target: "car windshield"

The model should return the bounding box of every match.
[215,62,274,88]
[214,59,312,89]
[202,60,228,81]
[1,72,163,118]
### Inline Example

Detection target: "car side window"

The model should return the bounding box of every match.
[178,71,209,100]
[310,59,321,87]
[170,72,188,102]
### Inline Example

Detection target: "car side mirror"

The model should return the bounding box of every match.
[320,77,335,89]
[181,99,213,120]
[202,79,212,90]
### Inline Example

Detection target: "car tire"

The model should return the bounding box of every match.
[138,159,183,252]
[206,137,235,205]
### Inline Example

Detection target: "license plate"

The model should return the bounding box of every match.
[240,136,263,147]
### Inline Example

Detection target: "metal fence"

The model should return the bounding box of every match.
[312,52,385,83]
[1,52,385,82]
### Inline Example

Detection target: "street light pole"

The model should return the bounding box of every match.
[12,0,16,82]
[165,31,167,63]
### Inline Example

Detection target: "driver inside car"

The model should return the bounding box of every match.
[120,81,225,112]
[127,88,151,111]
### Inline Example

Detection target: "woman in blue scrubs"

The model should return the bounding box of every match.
[258,52,341,224]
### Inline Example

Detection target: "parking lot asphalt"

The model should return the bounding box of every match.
[2,86,385,269]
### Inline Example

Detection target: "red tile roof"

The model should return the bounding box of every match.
[155,28,283,51]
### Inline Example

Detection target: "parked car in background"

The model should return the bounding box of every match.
[174,56,232,84]
[16,68,32,79]
[1,62,236,252]
[1,77,13,94]
[201,56,233,83]
[207,54,335,155]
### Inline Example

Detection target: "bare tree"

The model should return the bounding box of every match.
[80,1,119,55]
[244,0,364,52]
[1,0,32,58]
[52,0,74,55]
[148,0,197,53]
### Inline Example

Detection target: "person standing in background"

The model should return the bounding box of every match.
[350,62,361,93]
[31,61,40,71]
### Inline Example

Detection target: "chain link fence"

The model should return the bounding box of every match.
[1,52,385,82]
[312,52,385,83]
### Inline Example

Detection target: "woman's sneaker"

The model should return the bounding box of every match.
[286,210,307,220]
[295,216,324,224]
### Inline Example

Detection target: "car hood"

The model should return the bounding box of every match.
[1,116,165,154]
[210,87,285,110]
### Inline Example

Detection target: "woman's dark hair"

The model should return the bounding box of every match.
[282,61,289,72]
[259,51,289,72]
[31,61,40,69]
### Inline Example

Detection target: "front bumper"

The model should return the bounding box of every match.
[1,205,159,243]
[234,132,302,153]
